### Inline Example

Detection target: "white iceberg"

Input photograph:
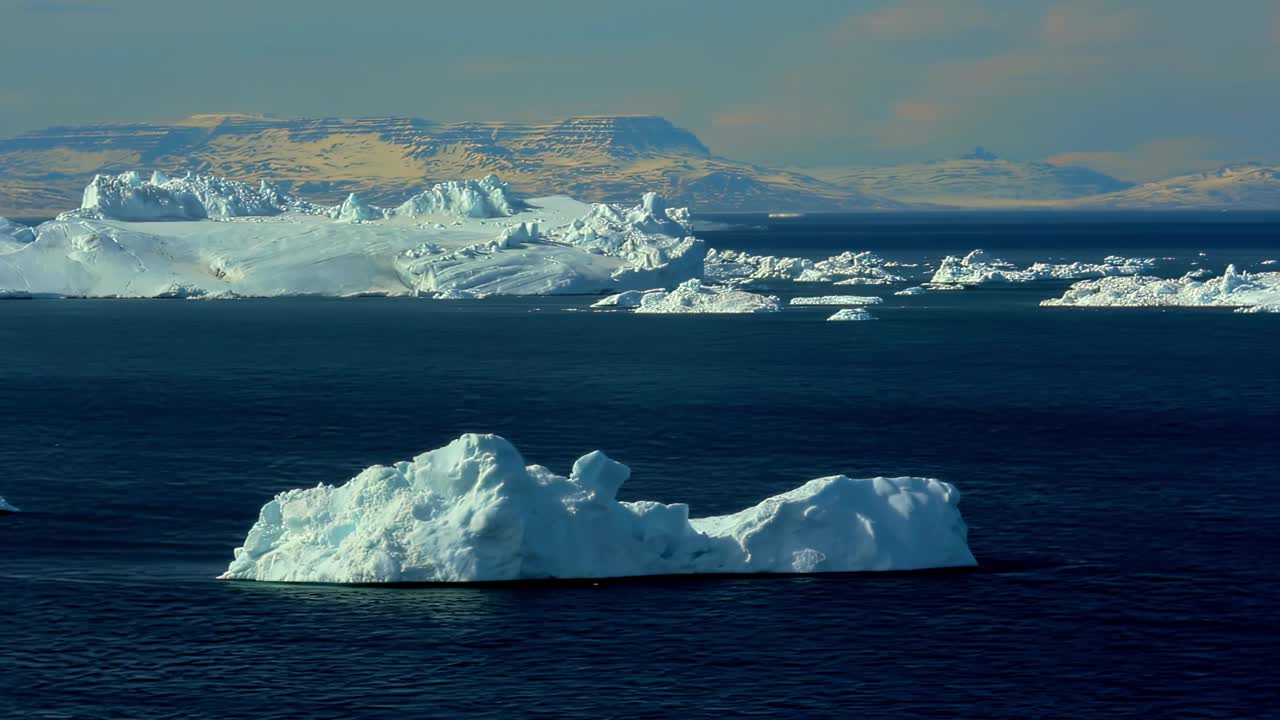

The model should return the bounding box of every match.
[932,249,1156,285]
[1042,265,1280,309]
[789,295,884,306]
[1235,304,1280,314]
[703,249,904,285]
[826,308,876,321]
[219,433,975,583]
[633,279,782,314]
[894,286,927,296]
[0,174,707,299]
[0,496,18,513]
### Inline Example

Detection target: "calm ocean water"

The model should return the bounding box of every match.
[2,216,1279,719]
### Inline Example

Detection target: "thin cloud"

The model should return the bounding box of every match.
[21,1,113,15]
[711,110,773,130]
[1042,2,1141,47]
[831,0,1000,43]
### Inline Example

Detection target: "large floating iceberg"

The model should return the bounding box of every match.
[0,173,706,299]
[1042,265,1280,310]
[631,279,782,314]
[219,434,975,583]
[931,249,1156,285]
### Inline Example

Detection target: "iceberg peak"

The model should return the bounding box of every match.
[76,171,320,221]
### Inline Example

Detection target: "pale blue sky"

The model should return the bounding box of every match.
[1,0,1277,179]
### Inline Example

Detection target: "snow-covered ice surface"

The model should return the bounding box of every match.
[1042,266,1280,310]
[219,433,975,583]
[1,217,36,253]
[827,308,876,322]
[0,496,18,513]
[0,173,706,298]
[632,280,782,314]
[1235,304,1280,314]
[932,249,1156,285]
[790,295,884,306]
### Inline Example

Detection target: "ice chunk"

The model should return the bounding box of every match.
[826,308,876,321]
[219,434,975,583]
[894,286,927,296]
[1042,266,1280,310]
[330,193,386,223]
[0,496,18,513]
[591,289,664,308]
[789,295,884,306]
[633,279,782,314]
[703,248,904,285]
[932,249,1156,284]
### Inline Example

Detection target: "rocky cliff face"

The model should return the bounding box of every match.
[0,114,878,215]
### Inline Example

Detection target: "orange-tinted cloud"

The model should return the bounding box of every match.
[894,101,945,123]
[1042,2,1141,47]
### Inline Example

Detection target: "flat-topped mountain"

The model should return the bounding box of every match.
[0,114,879,215]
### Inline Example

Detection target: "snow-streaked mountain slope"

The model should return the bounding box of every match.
[0,114,890,215]
[810,150,1131,206]
[1068,165,1280,210]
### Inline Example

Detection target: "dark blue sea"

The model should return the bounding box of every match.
[3,215,1279,719]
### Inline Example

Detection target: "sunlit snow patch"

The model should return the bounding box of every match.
[219,434,975,583]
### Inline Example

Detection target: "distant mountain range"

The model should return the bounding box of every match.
[807,147,1134,207]
[0,115,1276,215]
[1067,164,1280,210]
[0,114,883,216]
